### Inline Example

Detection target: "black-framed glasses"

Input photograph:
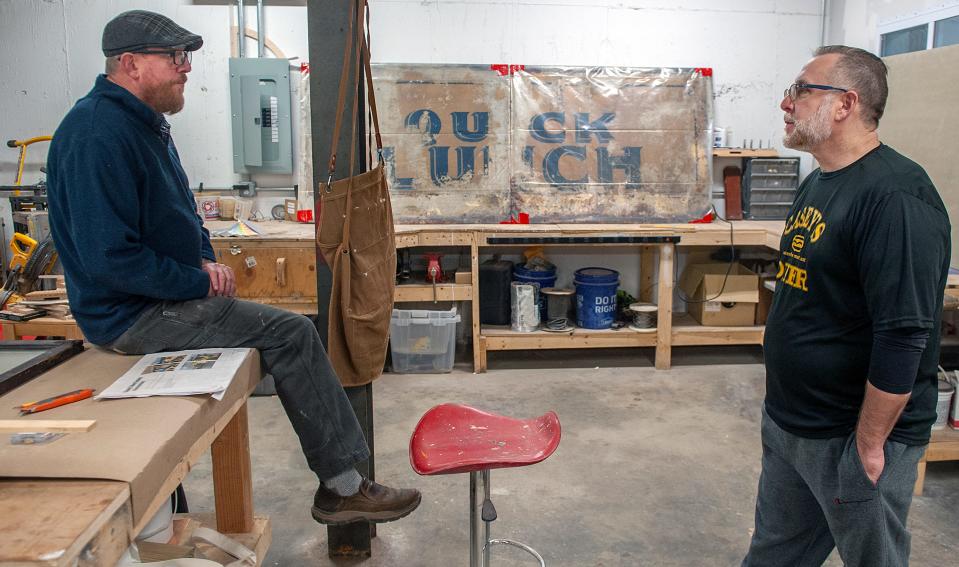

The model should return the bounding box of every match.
[128,49,192,67]
[784,82,848,101]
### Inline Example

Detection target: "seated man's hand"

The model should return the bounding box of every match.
[202,260,236,297]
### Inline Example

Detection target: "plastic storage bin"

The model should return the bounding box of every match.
[749,188,797,203]
[749,175,796,189]
[749,203,794,219]
[390,307,461,373]
[749,159,799,175]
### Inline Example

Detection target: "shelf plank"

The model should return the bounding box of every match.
[927,426,959,462]
[481,326,657,350]
[394,283,473,302]
[713,148,779,158]
[671,313,764,346]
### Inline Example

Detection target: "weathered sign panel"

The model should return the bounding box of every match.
[373,64,712,223]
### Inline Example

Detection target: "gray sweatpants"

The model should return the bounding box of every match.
[742,407,925,567]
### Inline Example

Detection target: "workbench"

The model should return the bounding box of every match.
[208,219,784,372]
[0,316,83,341]
[0,348,270,566]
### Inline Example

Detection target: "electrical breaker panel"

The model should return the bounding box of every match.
[229,58,293,174]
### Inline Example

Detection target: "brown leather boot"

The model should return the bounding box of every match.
[312,478,421,525]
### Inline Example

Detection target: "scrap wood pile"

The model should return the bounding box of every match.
[0,275,71,321]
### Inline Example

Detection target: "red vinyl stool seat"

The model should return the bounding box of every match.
[410,404,562,566]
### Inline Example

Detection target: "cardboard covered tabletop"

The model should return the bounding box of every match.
[0,347,262,525]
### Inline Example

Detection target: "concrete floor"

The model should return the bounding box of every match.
[183,347,959,566]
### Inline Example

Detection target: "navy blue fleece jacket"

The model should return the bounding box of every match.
[47,75,215,345]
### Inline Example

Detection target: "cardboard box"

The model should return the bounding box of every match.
[679,263,759,326]
[454,269,471,284]
[756,278,776,325]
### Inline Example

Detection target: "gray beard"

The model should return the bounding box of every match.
[783,98,834,151]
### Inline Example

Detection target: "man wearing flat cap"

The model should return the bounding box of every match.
[47,10,421,527]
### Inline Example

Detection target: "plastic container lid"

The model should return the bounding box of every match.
[574,267,620,284]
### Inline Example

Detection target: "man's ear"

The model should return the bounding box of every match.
[117,53,141,80]
[834,90,859,122]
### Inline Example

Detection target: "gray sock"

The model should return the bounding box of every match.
[322,468,362,496]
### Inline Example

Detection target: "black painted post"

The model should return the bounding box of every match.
[306,0,374,557]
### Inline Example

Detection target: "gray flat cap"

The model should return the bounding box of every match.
[102,10,203,57]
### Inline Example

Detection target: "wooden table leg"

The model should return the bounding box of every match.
[913,459,927,496]
[212,402,254,533]
[655,243,675,370]
[471,241,483,373]
[640,246,655,303]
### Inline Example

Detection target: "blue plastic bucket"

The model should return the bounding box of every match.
[514,264,557,320]
[574,267,620,329]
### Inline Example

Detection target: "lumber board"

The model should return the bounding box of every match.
[0,419,96,432]
[0,480,131,566]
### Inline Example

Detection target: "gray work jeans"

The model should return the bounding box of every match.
[742,407,925,567]
[106,296,370,480]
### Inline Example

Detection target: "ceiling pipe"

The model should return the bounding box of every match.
[257,0,266,58]
[237,0,246,57]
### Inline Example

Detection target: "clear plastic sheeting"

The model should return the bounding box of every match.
[371,64,713,224]
[296,64,314,213]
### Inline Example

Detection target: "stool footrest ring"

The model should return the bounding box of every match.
[487,538,546,567]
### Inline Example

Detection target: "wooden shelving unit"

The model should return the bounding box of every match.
[206,220,785,373]
[480,314,763,357]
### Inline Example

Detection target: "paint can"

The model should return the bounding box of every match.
[934,379,954,430]
[574,267,620,329]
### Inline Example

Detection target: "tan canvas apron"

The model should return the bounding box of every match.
[316,0,395,387]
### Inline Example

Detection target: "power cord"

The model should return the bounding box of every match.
[676,204,736,304]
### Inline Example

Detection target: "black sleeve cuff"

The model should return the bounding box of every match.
[867,328,929,395]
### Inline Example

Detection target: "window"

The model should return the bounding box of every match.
[880,24,928,56]
[877,3,959,56]
[934,14,959,47]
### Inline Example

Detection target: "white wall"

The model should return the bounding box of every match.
[826,0,959,49]
[0,0,828,301]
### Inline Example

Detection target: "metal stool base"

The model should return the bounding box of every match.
[470,470,546,567]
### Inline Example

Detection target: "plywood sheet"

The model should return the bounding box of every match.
[372,64,713,224]
[882,44,959,266]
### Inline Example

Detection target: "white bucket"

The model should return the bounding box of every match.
[935,379,955,430]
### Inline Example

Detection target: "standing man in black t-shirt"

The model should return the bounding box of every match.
[742,46,950,566]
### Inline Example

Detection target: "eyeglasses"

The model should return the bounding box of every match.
[127,49,192,67]
[784,82,848,101]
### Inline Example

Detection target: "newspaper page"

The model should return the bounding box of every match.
[95,348,252,401]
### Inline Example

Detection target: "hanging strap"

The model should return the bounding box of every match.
[325,0,385,193]
[362,0,384,160]
[324,0,358,191]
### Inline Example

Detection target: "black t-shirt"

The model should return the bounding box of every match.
[763,144,951,445]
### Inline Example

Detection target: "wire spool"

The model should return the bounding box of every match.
[628,302,657,332]
[541,287,575,332]
[511,282,540,332]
